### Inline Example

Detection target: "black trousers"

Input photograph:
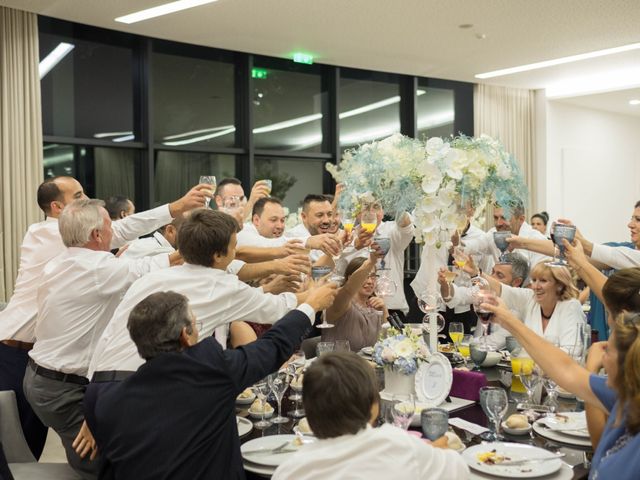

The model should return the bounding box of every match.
[0,342,47,459]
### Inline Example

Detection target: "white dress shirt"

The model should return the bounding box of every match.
[0,205,173,343]
[88,263,298,376]
[120,231,174,259]
[272,424,469,480]
[463,222,549,280]
[285,223,323,262]
[591,244,640,269]
[501,284,585,346]
[237,223,287,248]
[29,248,169,376]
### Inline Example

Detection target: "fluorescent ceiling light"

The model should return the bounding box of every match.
[476,42,640,79]
[163,125,234,140]
[112,135,136,143]
[253,113,322,134]
[94,131,133,139]
[630,99,640,106]
[545,68,640,98]
[39,43,74,79]
[163,127,236,146]
[115,0,218,24]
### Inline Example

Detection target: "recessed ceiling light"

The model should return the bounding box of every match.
[39,42,74,78]
[476,42,640,79]
[115,0,218,24]
[475,33,487,40]
[630,99,640,106]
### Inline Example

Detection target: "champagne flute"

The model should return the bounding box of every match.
[268,371,290,424]
[361,209,377,235]
[471,278,497,351]
[479,386,508,441]
[442,265,458,287]
[251,382,272,429]
[199,175,216,209]
[448,321,464,353]
[340,211,355,235]
[315,270,344,329]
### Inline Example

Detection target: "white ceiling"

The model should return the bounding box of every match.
[555,88,640,118]
[4,0,640,115]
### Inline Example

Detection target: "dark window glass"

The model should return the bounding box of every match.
[154,151,236,206]
[417,86,455,140]
[339,71,400,151]
[255,157,324,212]
[252,60,324,152]
[152,44,235,148]
[39,27,136,141]
[43,143,139,204]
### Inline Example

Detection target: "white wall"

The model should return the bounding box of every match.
[543,101,640,244]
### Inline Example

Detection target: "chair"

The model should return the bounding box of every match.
[300,336,321,359]
[0,390,82,479]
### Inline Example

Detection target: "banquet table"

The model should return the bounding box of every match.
[238,365,590,480]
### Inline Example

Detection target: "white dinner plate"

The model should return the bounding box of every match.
[468,464,574,480]
[243,459,275,477]
[541,412,589,438]
[237,416,253,437]
[360,346,374,356]
[532,421,592,447]
[241,434,301,467]
[462,442,563,478]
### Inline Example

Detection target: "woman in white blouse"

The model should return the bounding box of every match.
[486,261,585,346]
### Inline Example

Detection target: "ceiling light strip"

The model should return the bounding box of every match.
[39,43,74,79]
[115,0,218,24]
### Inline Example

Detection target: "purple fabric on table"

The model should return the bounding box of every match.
[450,369,487,402]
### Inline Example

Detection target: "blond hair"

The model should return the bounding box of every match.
[530,262,579,301]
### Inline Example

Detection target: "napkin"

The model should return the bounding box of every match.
[450,369,488,401]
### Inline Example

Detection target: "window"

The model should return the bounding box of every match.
[154,151,236,206]
[152,43,235,148]
[417,86,455,141]
[252,59,325,152]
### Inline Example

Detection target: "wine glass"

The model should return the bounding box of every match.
[547,224,576,267]
[479,386,508,441]
[316,341,335,356]
[448,321,464,353]
[199,175,216,209]
[361,209,377,235]
[458,334,473,368]
[471,279,497,351]
[514,352,540,407]
[334,340,351,352]
[251,382,272,429]
[390,394,415,430]
[374,272,397,299]
[470,340,488,371]
[319,272,344,329]
[493,231,512,263]
[287,354,305,417]
[340,211,355,235]
[541,336,560,412]
[421,408,449,441]
[268,371,290,424]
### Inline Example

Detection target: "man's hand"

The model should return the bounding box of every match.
[586,341,607,374]
[425,435,449,449]
[262,274,301,294]
[169,184,210,217]
[273,254,311,276]
[305,282,339,312]
[306,234,342,257]
[278,239,309,257]
[354,227,374,250]
[248,180,271,205]
[72,420,98,461]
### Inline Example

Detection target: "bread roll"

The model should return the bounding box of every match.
[506,414,529,429]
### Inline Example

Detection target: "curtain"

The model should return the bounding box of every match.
[0,7,43,301]
[474,84,536,228]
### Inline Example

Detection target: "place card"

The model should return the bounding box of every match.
[448,417,489,435]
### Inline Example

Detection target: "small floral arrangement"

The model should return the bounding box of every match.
[372,326,431,375]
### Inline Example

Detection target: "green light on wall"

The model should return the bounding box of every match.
[292,53,314,65]
[252,68,268,79]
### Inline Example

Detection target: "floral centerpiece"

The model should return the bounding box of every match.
[373,326,430,396]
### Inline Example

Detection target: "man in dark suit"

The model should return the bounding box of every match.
[85,284,337,480]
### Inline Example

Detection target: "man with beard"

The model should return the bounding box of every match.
[286,194,341,262]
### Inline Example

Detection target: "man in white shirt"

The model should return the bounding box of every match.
[88,209,317,385]
[273,352,469,480]
[215,177,271,223]
[0,176,204,458]
[104,195,135,220]
[23,199,179,478]
[119,216,182,260]
[463,203,548,281]
[286,194,341,262]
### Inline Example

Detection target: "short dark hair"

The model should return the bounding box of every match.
[178,209,239,267]
[635,200,640,209]
[603,268,640,318]
[344,256,367,282]
[37,177,64,214]
[502,252,529,282]
[303,352,379,439]
[105,195,132,220]
[252,197,283,217]
[531,211,549,225]
[302,194,330,212]
[215,177,242,196]
[128,291,193,360]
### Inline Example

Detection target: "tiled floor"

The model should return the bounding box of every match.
[39,429,66,463]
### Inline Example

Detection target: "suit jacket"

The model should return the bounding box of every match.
[86,309,313,480]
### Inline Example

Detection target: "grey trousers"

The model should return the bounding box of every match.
[23,366,101,479]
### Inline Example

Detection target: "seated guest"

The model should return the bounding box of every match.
[440,252,529,350]
[484,270,640,480]
[530,211,549,237]
[88,285,337,480]
[273,352,469,479]
[484,261,585,346]
[104,195,135,220]
[322,254,387,352]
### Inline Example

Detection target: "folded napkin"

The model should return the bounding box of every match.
[450,369,488,402]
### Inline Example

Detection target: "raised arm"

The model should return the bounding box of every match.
[564,239,608,305]
[326,256,376,321]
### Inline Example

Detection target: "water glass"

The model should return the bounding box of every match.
[421,408,449,441]
[316,342,335,357]
[505,336,520,353]
[547,224,576,267]
[261,179,272,196]
[334,340,351,352]
[199,175,216,209]
[470,341,488,371]
[493,231,512,262]
[479,386,508,441]
[390,394,415,430]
